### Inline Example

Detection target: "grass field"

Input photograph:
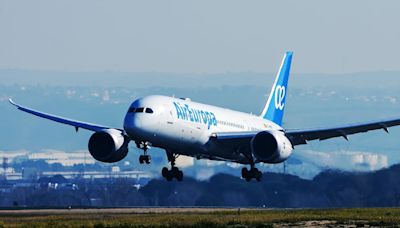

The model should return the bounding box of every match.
[0,207,399,227]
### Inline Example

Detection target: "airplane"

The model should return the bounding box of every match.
[9,52,400,182]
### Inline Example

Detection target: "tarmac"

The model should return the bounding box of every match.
[0,207,250,215]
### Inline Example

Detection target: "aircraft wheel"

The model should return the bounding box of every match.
[241,167,248,179]
[139,155,151,164]
[162,167,169,178]
[242,167,262,182]
[166,173,173,181]
[249,168,258,177]
[162,167,183,181]
[171,167,183,181]
[171,166,178,172]
[145,155,151,164]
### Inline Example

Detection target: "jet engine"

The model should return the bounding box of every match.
[88,129,129,163]
[250,130,293,163]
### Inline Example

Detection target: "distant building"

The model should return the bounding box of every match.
[22,168,41,180]
[0,150,152,180]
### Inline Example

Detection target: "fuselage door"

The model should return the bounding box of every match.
[167,109,174,125]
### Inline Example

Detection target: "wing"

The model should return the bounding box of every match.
[212,117,400,147]
[285,118,400,146]
[9,98,121,132]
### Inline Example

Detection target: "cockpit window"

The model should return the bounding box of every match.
[128,107,153,114]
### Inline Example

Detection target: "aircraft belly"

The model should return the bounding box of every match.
[170,142,248,164]
[207,146,248,163]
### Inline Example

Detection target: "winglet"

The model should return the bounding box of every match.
[8,98,18,107]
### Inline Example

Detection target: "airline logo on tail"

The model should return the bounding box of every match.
[274,85,286,110]
[261,51,293,126]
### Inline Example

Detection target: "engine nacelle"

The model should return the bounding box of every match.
[88,129,129,163]
[250,130,293,163]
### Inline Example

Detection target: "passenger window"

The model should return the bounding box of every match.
[145,108,154,114]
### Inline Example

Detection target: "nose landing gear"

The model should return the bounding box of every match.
[161,151,183,181]
[137,141,151,164]
[139,154,151,164]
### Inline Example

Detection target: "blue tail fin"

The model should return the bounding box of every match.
[260,52,293,126]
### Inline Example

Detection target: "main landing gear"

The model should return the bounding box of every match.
[161,151,183,181]
[137,142,151,164]
[241,152,262,182]
[242,165,262,182]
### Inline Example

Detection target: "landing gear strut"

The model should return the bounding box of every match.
[161,151,183,181]
[137,142,151,164]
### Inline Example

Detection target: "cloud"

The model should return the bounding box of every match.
[102,90,110,102]
[384,96,397,104]
[0,149,96,166]
[65,89,76,98]
[226,162,242,169]
[296,150,388,171]
[91,92,100,97]
[197,160,225,167]
[175,155,194,168]
[196,168,215,180]
[0,95,8,102]
[0,149,30,160]
[36,149,96,166]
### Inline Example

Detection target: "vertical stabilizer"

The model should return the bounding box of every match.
[260,52,293,126]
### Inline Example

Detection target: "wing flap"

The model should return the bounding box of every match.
[210,131,257,149]
[9,98,119,132]
[212,131,259,140]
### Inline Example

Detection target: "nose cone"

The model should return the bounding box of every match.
[124,113,142,132]
[123,96,165,140]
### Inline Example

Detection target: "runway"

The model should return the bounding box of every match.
[0,207,248,215]
[0,207,399,227]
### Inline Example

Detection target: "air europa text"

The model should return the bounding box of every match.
[173,102,217,129]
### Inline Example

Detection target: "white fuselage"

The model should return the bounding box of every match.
[123,95,290,164]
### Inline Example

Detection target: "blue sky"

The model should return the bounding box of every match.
[1,0,400,74]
